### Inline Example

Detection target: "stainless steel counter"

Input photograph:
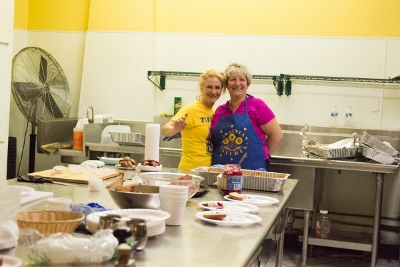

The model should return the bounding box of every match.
[269,156,398,267]
[6,175,299,267]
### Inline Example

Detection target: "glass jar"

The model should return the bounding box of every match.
[220,164,243,195]
[314,210,331,238]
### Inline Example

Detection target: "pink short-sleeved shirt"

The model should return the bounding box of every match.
[211,96,275,159]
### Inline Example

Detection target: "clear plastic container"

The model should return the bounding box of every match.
[314,210,331,238]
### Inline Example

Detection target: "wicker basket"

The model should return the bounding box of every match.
[17,211,85,234]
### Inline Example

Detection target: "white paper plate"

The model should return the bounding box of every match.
[98,156,123,165]
[223,194,279,206]
[199,201,259,213]
[1,255,23,267]
[7,185,35,197]
[115,165,136,170]
[138,163,162,172]
[86,209,170,237]
[195,211,262,226]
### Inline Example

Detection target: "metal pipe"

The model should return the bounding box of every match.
[86,106,94,123]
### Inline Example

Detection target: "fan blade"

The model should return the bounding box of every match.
[44,92,64,118]
[13,82,42,101]
[39,55,48,84]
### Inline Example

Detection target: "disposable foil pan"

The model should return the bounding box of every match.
[361,145,398,165]
[305,146,360,159]
[110,132,145,146]
[191,167,290,192]
[360,132,399,157]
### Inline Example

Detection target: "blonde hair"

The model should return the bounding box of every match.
[196,69,225,100]
[223,63,252,92]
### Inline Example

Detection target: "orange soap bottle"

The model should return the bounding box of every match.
[73,127,83,150]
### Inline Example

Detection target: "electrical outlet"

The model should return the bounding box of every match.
[370,99,380,112]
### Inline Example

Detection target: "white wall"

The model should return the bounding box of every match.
[79,32,400,130]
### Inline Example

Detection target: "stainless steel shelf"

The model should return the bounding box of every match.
[308,230,373,252]
[147,70,400,96]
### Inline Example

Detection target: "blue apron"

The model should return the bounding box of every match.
[211,96,266,170]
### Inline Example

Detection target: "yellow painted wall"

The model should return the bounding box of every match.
[14,0,90,31]
[13,0,400,37]
[14,0,29,30]
[88,0,154,31]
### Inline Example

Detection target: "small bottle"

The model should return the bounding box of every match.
[329,106,338,128]
[72,127,83,150]
[344,106,353,128]
[314,210,331,238]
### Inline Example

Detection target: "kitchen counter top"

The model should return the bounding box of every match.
[5,173,298,267]
[270,155,398,173]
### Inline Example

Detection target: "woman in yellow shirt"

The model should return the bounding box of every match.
[161,70,225,171]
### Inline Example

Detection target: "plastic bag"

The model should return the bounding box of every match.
[0,186,21,250]
[19,228,118,265]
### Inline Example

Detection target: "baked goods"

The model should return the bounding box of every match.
[229,192,245,201]
[117,156,137,168]
[203,213,226,221]
[114,182,141,192]
[202,202,224,209]
[141,158,161,167]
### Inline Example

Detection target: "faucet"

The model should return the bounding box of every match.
[86,106,94,123]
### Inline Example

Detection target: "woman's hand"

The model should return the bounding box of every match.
[172,113,188,132]
[161,113,188,137]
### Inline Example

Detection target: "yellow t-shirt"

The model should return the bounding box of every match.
[173,101,214,171]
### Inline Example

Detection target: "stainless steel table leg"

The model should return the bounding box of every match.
[276,209,289,267]
[371,173,384,267]
[301,210,310,266]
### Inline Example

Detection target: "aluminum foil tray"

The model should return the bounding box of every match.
[191,167,290,192]
[305,146,359,159]
[110,132,145,146]
[361,132,399,157]
[361,145,398,165]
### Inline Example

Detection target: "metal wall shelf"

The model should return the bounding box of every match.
[147,71,400,96]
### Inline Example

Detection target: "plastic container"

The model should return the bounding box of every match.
[174,96,182,115]
[73,127,83,150]
[219,164,243,195]
[314,210,331,238]
[329,106,338,128]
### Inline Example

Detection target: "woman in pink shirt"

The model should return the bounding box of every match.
[210,63,283,170]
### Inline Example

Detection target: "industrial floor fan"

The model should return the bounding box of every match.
[11,47,71,172]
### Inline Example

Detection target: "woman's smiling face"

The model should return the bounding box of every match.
[201,77,223,108]
[227,72,248,99]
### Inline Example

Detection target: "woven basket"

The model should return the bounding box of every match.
[17,211,85,234]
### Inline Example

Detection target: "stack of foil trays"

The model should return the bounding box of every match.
[360,132,399,165]
[303,133,360,159]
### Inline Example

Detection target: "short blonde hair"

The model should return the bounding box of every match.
[223,63,252,92]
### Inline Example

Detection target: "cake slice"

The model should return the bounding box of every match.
[229,192,245,201]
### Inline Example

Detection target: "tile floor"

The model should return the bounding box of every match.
[260,242,399,267]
